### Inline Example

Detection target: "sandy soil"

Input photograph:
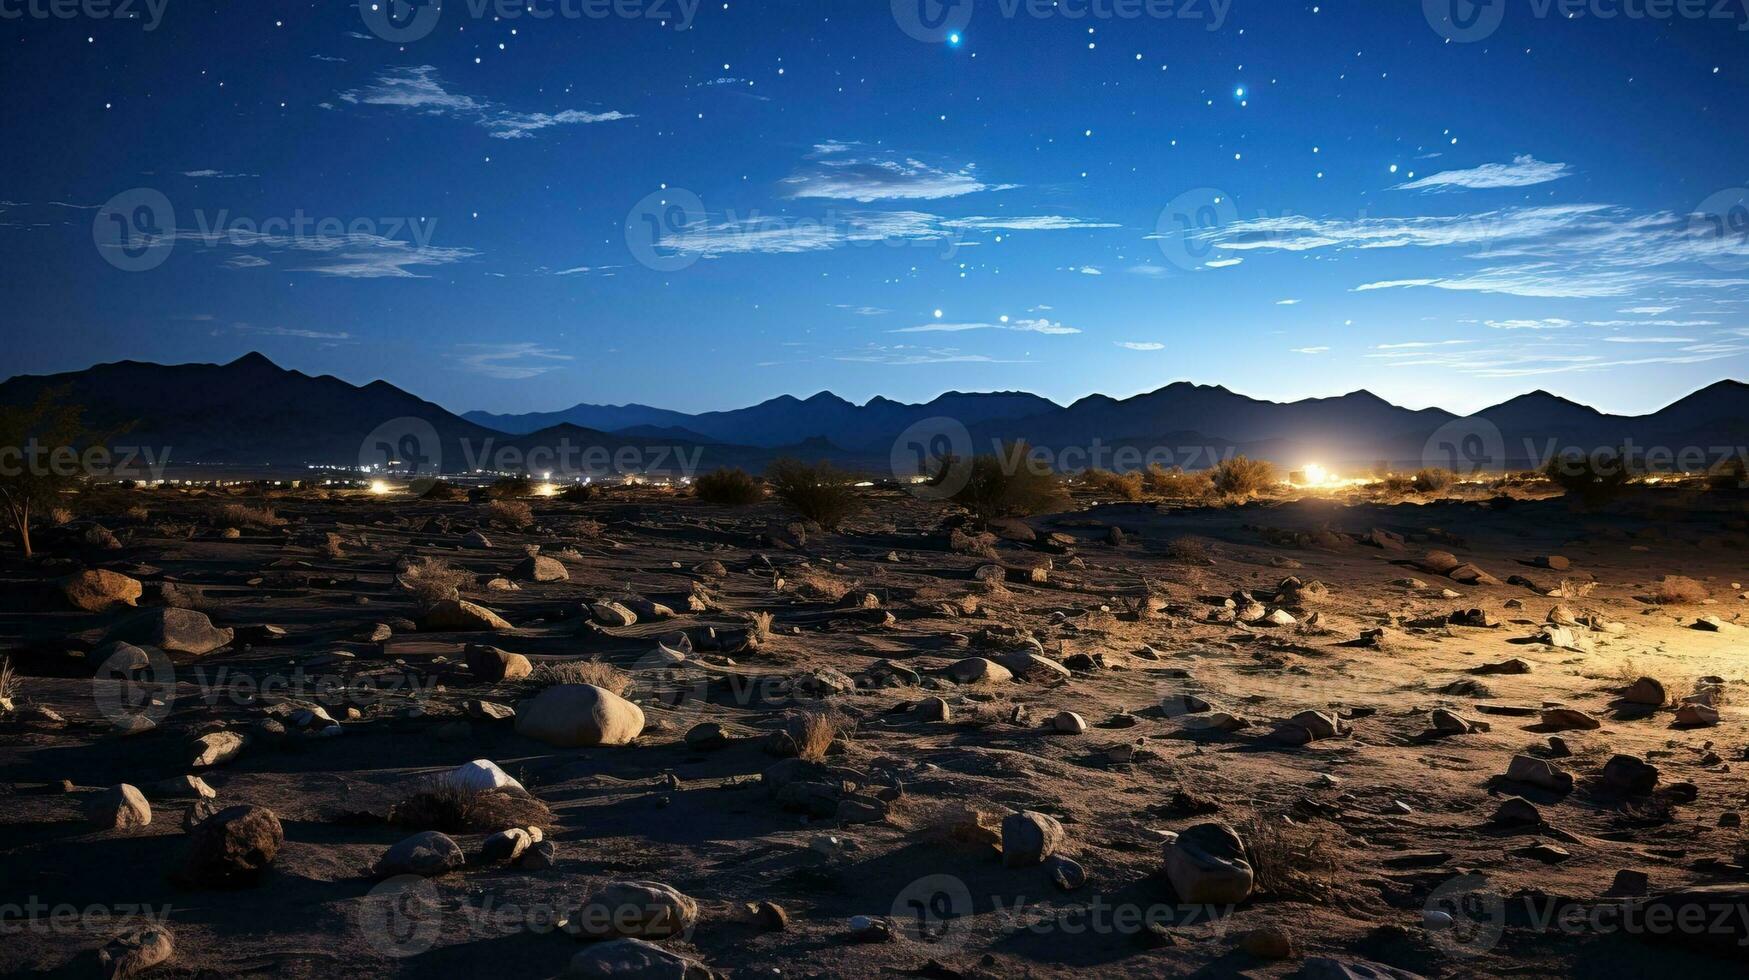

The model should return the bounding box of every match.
[3,483,1748,978]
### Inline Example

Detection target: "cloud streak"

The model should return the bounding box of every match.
[1395,155,1571,191]
[340,66,631,139]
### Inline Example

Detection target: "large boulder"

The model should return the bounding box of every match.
[103,608,233,656]
[1001,810,1065,867]
[376,831,465,877]
[61,569,143,612]
[568,938,710,978]
[1163,822,1254,905]
[514,555,569,582]
[568,881,699,940]
[516,684,645,747]
[182,804,283,884]
[190,731,246,768]
[84,784,151,830]
[945,657,1013,685]
[465,644,533,682]
[442,759,527,795]
[423,599,513,632]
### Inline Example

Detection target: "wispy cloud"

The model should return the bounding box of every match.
[1291,346,1330,354]
[833,344,1027,366]
[1486,318,1575,330]
[644,210,1113,258]
[234,324,354,341]
[1395,155,1571,191]
[340,66,631,139]
[1275,298,1301,305]
[453,343,574,379]
[1115,341,1164,351]
[781,141,1015,202]
[182,169,256,179]
[1205,257,1243,268]
[893,318,1080,335]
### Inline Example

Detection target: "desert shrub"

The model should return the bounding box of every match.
[1080,467,1146,501]
[1166,535,1212,562]
[123,504,149,522]
[399,556,468,607]
[949,444,1069,523]
[748,610,774,644]
[1210,455,1277,497]
[788,567,854,602]
[419,480,467,501]
[1654,575,1708,605]
[486,475,535,499]
[1378,475,1415,495]
[0,656,18,713]
[1145,463,1213,499]
[322,533,346,560]
[781,709,842,762]
[765,458,863,530]
[214,503,284,529]
[693,467,763,506]
[1412,467,1455,493]
[556,483,596,503]
[1544,448,1633,506]
[529,659,632,695]
[389,786,552,833]
[481,499,534,529]
[1241,814,1340,903]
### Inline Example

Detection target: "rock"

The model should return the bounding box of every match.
[465,644,533,682]
[1606,869,1650,897]
[1271,709,1345,745]
[481,828,532,863]
[190,731,246,768]
[913,697,951,722]
[182,804,284,884]
[461,530,492,549]
[1536,555,1571,570]
[1472,658,1532,675]
[1539,707,1600,731]
[442,759,527,794]
[1490,796,1542,826]
[1506,754,1573,793]
[569,880,699,940]
[748,900,788,931]
[1160,693,1214,716]
[514,555,569,582]
[152,775,215,799]
[685,722,731,750]
[423,599,513,632]
[97,925,174,980]
[1601,754,1659,795]
[945,657,1012,685]
[1641,885,1749,957]
[1675,702,1720,727]
[1051,710,1088,734]
[1620,676,1667,707]
[1001,810,1065,867]
[1046,855,1086,890]
[103,608,233,656]
[993,650,1073,680]
[1262,608,1297,627]
[519,839,558,870]
[515,684,646,747]
[1430,708,1489,734]
[1240,926,1295,960]
[1420,551,1461,575]
[1178,711,1251,732]
[85,784,151,829]
[61,569,143,612]
[1302,957,1428,980]
[1163,822,1254,905]
[567,938,710,978]
[1538,625,1582,650]
[590,601,638,628]
[376,831,465,877]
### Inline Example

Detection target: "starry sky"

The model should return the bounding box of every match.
[3,0,1746,417]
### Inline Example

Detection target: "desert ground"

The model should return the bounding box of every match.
[3,479,1748,978]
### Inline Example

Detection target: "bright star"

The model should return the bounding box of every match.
[947,32,961,46]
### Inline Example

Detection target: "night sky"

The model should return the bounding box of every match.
[3,0,1746,416]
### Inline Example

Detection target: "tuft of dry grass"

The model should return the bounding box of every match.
[748,610,775,644]
[0,656,19,713]
[529,660,632,696]
[1210,455,1277,498]
[1654,575,1708,605]
[1240,814,1340,903]
[1145,464,1213,500]
[481,499,535,529]
[389,785,552,833]
[1166,535,1213,563]
[214,503,285,529]
[784,709,842,762]
[788,567,854,602]
[399,556,469,607]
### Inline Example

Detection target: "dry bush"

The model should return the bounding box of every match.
[1080,467,1145,501]
[123,504,149,522]
[765,458,863,530]
[419,480,467,501]
[1654,575,1708,605]
[322,533,346,560]
[1240,814,1340,903]
[1210,455,1277,497]
[1145,464,1212,499]
[1412,467,1455,493]
[481,499,534,529]
[1376,475,1415,495]
[1166,535,1213,562]
[0,657,19,712]
[783,709,842,762]
[748,610,774,644]
[48,506,75,526]
[529,659,632,695]
[693,467,763,506]
[389,785,552,833]
[788,567,854,602]
[1612,659,1689,708]
[1545,449,1634,506]
[399,556,468,607]
[214,502,285,529]
[486,475,535,499]
[556,483,597,503]
[949,445,1069,523]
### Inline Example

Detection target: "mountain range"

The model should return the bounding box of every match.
[2,353,1745,476]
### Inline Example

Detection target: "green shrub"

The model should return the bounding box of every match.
[765,459,863,530]
[693,467,763,506]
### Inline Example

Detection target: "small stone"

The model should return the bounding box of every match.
[1240,926,1295,960]
[1001,810,1066,867]
[1052,710,1088,734]
[85,784,151,830]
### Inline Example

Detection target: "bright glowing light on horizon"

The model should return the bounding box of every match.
[1302,463,1329,486]
[369,480,390,494]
